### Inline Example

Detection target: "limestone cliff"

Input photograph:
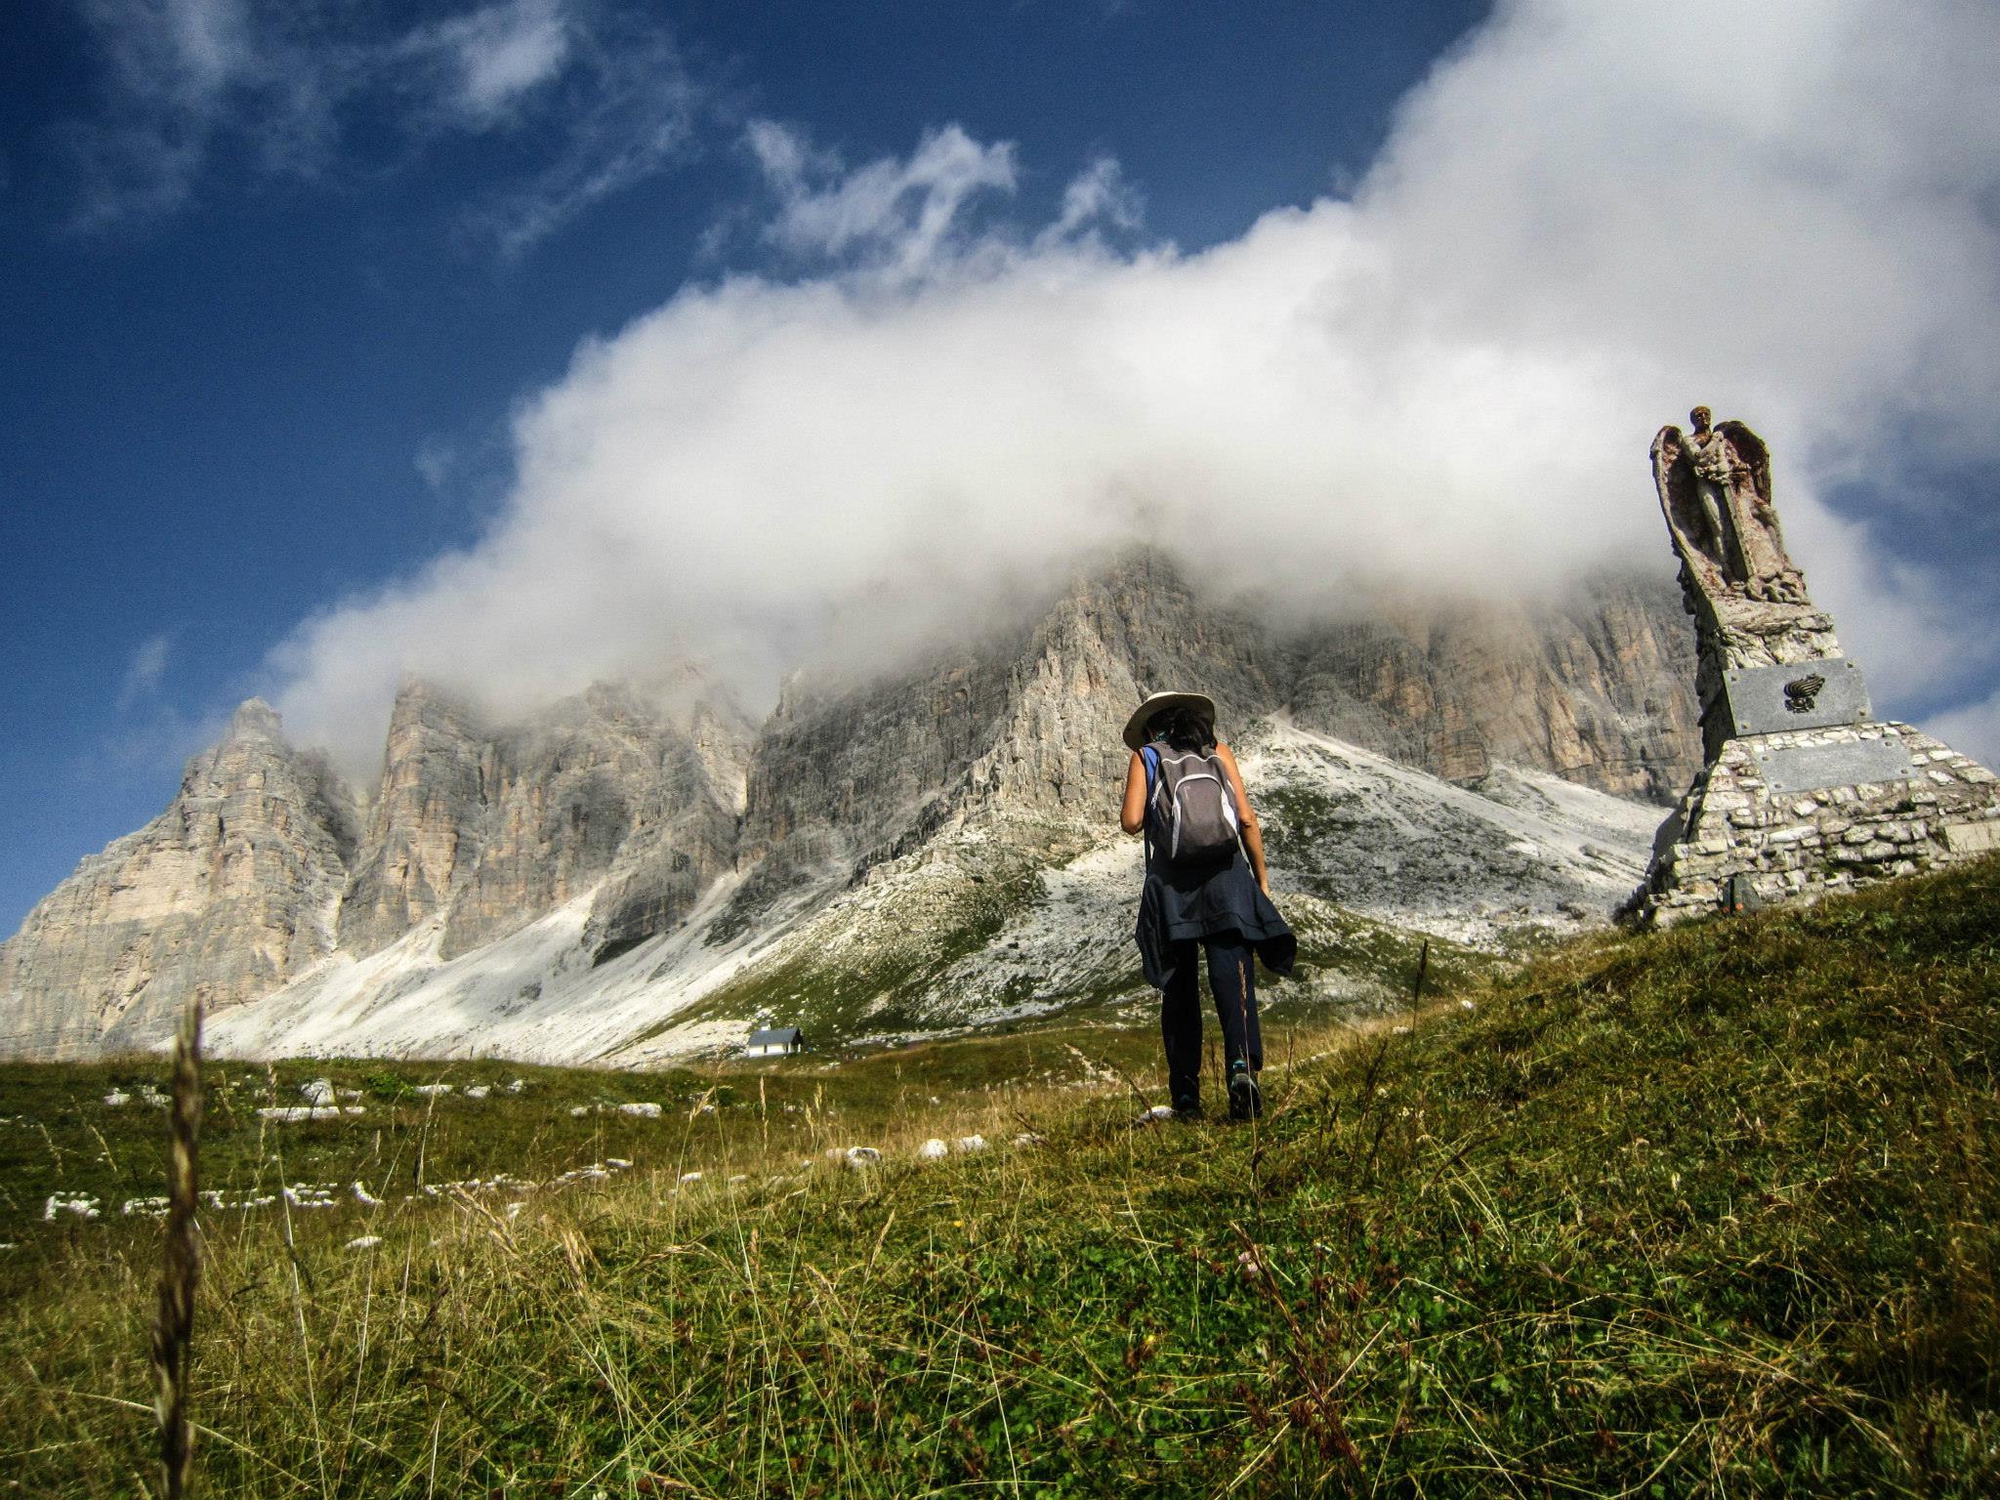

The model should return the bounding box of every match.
[741,555,1699,896]
[1285,575,1700,803]
[0,701,356,1058]
[341,678,750,961]
[336,681,489,956]
[573,693,750,960]
[735,551,1285,896]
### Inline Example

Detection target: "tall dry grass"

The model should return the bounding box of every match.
[149,998,202,1500]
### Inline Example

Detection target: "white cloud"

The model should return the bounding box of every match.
[413,0,571,123]
[1034,156,1141,251]
[264,0,2000,778]
[414,438,456,491]
[466,11,701,257]
[60,0,256,225]
[117,634,173,709]
[753,122,1020,278]
[59,0,698,246]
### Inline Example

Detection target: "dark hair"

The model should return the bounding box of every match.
[1148,706,1216,753]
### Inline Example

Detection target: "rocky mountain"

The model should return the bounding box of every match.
[1284,574,1700,803]
[0,701,357,1057]
[741,554,1695,885]
[197,718,1663,1064]
[337,680,747,964]
[0,551,1701,1061]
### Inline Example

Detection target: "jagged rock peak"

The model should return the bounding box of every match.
[227,697,286,743]
[382,675,486,743]
[0,700,356,1058]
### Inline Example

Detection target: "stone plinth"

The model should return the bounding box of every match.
[1637,720,2000,926]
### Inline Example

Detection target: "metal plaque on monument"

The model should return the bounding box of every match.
[1630,406,2000,925]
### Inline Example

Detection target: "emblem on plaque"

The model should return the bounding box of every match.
[1783,673,1825,714]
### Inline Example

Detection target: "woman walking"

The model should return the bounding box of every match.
[1121,692,1295,1120]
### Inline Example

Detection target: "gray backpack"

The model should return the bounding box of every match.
[1142,744,1242,866]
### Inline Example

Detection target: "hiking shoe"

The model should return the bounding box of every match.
[1227,1064,1262,1121]
[1172,1095,1202,1122]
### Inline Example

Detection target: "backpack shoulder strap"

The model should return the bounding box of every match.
[1139,745,1161,861]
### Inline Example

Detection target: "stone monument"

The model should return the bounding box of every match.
[1632,407,2000,925]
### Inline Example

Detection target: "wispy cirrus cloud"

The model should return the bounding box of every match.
[115,633,173,710]
[55,0,705,250]
[399,0,571,126]
[741,119,1141,280]
[751,121,1018,275]
[466,9,703,258]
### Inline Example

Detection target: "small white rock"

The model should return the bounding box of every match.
[570,1105,592,1117]
[345,1236,383,1251]
[299,1079,334,1106]
[844,1146,882,1169]
[102,1090,130,1108]
[258,1105,339,1122]
[462,1085,491,1100]
[955,1135,988,1153]
[352,1181,384,1208]
[617,1102,662,1119]
[916,1138,949,1160]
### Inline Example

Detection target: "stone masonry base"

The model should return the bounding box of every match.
[1639,720,2000,927]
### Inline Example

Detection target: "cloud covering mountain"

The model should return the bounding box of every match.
[264,0,2000,779]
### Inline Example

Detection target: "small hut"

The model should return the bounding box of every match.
[745,1026,804,1058]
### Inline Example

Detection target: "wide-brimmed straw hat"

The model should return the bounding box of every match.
[1122,691,1216,752]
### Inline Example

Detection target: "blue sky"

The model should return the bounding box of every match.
[3,0,1999,937]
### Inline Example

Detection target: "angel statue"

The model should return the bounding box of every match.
[1650,407,1808,606]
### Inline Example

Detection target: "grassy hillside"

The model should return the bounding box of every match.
[4,856,1996,1496]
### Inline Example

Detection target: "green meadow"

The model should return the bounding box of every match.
[4,855,1996,1496]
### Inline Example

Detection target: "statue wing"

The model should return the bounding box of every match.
[1651,422,1724,596]
[1651,423,1699,532]
[1716,420,1772,508]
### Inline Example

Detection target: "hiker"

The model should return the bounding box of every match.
[1121,692,1295,1120]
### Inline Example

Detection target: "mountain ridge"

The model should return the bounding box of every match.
[1,551,1700,1059]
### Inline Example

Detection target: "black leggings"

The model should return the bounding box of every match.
[1160,928,1262,1105]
